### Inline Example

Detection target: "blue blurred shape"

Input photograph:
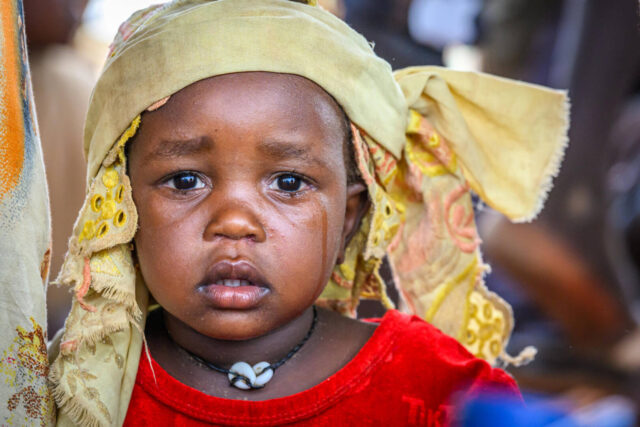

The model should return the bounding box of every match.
[460,394,577,427]
[460,393,637,427]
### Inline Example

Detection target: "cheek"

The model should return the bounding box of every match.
[133,194,204,293]
[267,197,346,294]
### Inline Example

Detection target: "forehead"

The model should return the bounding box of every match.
[134,72,347,151]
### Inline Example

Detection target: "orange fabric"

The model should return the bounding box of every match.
[0,0,25,200]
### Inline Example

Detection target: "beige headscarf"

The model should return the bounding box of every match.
[49,1,568,425]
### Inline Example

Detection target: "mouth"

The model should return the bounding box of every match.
[216,279,253,287]
[198,261,271,309]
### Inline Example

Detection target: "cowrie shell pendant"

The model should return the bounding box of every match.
[228,361,274,390]
[179,307,318,391]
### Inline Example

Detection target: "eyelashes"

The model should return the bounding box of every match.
[160,171,314,196]
[163,172,207,191]
[268,173,311,194]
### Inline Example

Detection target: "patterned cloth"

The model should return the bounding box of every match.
[48,1,568,425]
[0,1,54,425]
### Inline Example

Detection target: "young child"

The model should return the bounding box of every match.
[49,0,568,425]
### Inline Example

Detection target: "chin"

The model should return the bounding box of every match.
[194,312,277,341]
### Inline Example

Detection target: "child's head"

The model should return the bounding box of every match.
[51,1,566,422]
[127,71,367,340]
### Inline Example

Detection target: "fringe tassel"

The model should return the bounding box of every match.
[50,312,142,426]
[50,363,106,427]
[142,334,157,386]
[498,346,538,368]
[513,91,570,223]
[75,318,133,348]
[91,280,142,320]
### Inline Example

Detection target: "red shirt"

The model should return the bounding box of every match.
[124,310,520,426]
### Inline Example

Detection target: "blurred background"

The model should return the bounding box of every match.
[29,0,639,425]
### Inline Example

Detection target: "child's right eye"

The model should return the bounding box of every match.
[164,172,205,191]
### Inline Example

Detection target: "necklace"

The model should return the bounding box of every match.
[176,306,318,390]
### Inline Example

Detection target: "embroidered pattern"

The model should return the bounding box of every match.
[321,125,404,313]
[1,318,54,427]
[319,114,512,364]
[461,290,509,360]
[52,117,143,426]
[384,110,512,364]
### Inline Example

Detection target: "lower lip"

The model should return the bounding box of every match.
[201,285,269,309]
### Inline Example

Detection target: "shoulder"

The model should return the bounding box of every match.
[371,309,469,356]
[370,310,520,397]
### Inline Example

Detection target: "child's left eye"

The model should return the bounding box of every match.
[270,174,309,193]
[164,172,205,191]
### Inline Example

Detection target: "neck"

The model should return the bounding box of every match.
[163,307,315,367]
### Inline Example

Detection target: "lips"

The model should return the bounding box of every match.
[198,261,270,309]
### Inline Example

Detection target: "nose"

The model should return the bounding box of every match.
[203,201,266,243]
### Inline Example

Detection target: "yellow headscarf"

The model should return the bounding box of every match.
[50,1,568,425]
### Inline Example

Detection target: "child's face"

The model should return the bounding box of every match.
[129,72,365,340]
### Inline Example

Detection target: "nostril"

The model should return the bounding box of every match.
[205,208,266,242]
[213,231,258,242]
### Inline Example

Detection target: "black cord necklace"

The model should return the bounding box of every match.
[175,306,318,390]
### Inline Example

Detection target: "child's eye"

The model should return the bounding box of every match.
[164,172,205,191]
[270,174,309,193]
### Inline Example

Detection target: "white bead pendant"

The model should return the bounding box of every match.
[228,361,275,390]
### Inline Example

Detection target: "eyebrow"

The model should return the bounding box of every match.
[258,139,332,170]
[146,136,212,160]
[257,139,311,159]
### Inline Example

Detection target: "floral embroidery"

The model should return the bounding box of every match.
[444,184,479,253]
[395,200,440,274]
[405,110,457,177]
[1,318,54,426]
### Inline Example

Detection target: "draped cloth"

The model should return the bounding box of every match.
[49,1,569,425]
[0,0,54,425]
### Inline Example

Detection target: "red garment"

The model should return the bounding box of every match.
[124,310,520,426]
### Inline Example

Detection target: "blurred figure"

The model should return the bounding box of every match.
[479,0,563,84]
[344,0,442,69]
[318,0,345,17]
[460,392,636,427]
[408,0,481,51]
[476,0,640,416]
[606,98,640,376]
[479,0,639,351]
[24,0,95,335]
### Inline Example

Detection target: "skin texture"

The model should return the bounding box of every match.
[128,72,374,400]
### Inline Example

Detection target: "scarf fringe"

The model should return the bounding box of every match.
[50,361,106,427]
[513,91,570,223]
[498,345,538,368]
[51,314,140,426]
[74,317,136,351]
[50,378,104,427]
[91,281,142,320]
[52,393,104,427]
